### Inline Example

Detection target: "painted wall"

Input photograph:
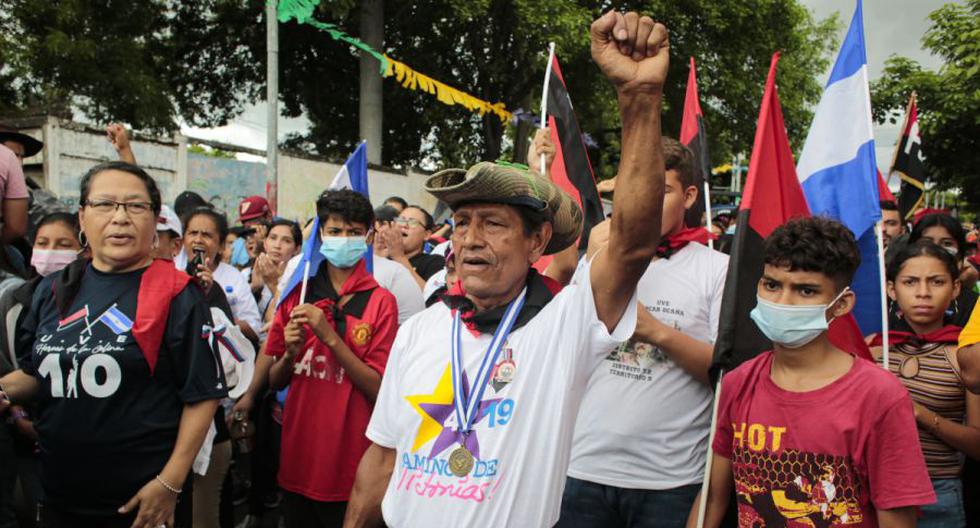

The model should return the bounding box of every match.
[186,153,266,218]
[12,117,437,224]
[276,156,436,223]
[15,118,185,209]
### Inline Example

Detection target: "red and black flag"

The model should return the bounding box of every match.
[877,169,896,204]
[890,93,926,220]
[680,57,711,228]
[545,54,604,248]
[712,53,871,374]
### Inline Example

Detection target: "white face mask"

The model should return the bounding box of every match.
[31,249,78,277]
[943,246,959,258]
[749,288,850,349]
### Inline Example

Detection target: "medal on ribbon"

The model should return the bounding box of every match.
[448,288,527,477]
[491,347,516,392]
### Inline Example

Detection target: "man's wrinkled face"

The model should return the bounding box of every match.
[451,203,550,304]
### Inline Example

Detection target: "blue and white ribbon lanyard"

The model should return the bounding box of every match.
[450,288,527,442]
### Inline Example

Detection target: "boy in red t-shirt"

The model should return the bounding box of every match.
[695,217,935,528]
[266,190,398,527]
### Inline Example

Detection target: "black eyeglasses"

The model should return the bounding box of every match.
[84,199,154,215]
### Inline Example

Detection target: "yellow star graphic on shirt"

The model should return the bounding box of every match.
[405,364,454,452]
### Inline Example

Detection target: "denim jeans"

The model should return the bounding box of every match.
[557,476,700,528]
[918,477,965,528]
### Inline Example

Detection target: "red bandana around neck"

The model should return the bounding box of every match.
[869,325,962,347]
[655,227,718,259]
[333,259,379,297]
[134,259,192,374]
[442,269,560,337]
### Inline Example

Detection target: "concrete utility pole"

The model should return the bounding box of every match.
[266,0,279,211]
[359,0,384,165]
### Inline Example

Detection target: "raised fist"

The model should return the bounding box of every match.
[591,11,669,95]
[106,123,131,152]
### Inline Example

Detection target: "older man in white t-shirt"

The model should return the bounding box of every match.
[560,138,728,528]
[343,11,671,527]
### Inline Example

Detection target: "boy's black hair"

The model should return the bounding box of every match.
[663,137,695,188]
[887,239,959,282]
[374,205,399,224]
[909,213,966,253]
[880,200,899,211]
[317,189,374,228]
[763,216,861,290]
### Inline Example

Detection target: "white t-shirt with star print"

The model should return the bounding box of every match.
[366,257,637,527]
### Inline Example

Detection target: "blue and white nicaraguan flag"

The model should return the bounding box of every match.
[98,305,134,335]
[797,0,883,335]
[280,142,373,306]
[328,141,369,197]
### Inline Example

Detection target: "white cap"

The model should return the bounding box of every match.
[156,205,182,237]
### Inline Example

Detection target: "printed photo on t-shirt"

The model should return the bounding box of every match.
[604,302,683,380]
[732,438,864,526]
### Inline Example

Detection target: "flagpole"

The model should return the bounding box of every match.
[696,371,723,528]
[299,260,312,305]
[876,223,889,368]
[539,42,557,175]
[703,180,714,250]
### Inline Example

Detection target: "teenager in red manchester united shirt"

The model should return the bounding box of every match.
[266,190,398,527]
[695,217,935,528]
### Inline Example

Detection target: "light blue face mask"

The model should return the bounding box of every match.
[230,237,250,267]
[319,236,368,268]
[749,288,849,349]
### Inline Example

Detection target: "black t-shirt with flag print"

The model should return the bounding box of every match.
[17,264,227,516]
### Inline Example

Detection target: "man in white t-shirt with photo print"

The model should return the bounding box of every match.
[560,137,728,528]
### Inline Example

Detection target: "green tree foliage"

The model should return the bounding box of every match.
[2,0,838,177]
[2,0,262,132]
[274,0,838,173]
[871,0,980,209]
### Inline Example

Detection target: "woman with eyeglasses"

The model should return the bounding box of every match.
[0,161,226,528]
[376,205,444,290]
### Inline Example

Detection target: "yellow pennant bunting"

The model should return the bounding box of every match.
[278,0,512,123]
[385,59,512,123]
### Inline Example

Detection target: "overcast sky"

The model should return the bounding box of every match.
[182,0,957,176]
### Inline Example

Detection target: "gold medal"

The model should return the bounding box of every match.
[448,446,475,477]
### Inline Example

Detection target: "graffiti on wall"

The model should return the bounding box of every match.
[186,153,266,218]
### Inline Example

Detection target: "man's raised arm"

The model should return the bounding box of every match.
[589,10,669,331]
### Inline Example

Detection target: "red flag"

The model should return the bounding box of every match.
[545,54,604,247]
[713,53,871,373]
[680,57,711,228]
[877,170,896,204]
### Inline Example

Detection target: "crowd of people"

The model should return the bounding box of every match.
[0,10,979,528]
